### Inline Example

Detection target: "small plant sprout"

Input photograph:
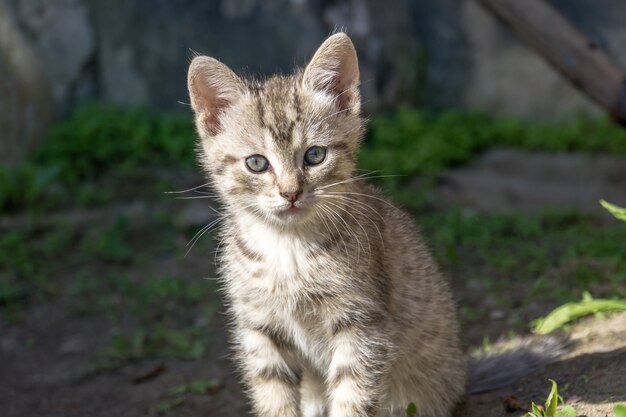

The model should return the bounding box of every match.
[526,380,576,417]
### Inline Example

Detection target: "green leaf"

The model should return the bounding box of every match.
[614,404,626,417]
[406,402,417,417]
[600,199,626,222]
[171,379,220,396]
[533,297,626,334]
[545,380,558,417]
[532,402,544,416]
[187,378,219,395]
[153,398,184,414]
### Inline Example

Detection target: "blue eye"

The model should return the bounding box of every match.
[245,155,269,172]
[304,146,326,166]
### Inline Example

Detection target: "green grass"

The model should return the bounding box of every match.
[418,208,626,325]
[0,224,78,315]
[3,103,626,213]
[32,102,195,184]
[152,378,222,415]
[0,102,196,212]
[362,107,626,180]
[84,272,218,369]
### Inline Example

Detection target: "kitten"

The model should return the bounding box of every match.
[186,33,555,417]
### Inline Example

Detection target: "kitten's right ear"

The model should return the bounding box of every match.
[302,32,360,113]
[188,56,244,136]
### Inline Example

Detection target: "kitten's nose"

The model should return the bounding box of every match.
[280,190,302,203]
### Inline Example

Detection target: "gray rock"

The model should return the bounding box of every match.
[0,0,55,165]
[14,0,95,110]
[461,1,601,118]
[434,148,626,214]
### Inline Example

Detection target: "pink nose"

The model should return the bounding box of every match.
[280,190,301,203]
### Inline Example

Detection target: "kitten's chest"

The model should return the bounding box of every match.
[228,227,325,286]
[228,229,332,308]
[224,227,350,367]
[259,234,311,280]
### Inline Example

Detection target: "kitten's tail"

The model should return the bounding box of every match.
[467,335,568,395]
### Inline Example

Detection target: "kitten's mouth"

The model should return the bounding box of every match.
[282,205,300,215]
[276,203,305,217]
[264,199,315,222]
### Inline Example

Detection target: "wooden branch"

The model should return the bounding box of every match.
[477,0,626,126]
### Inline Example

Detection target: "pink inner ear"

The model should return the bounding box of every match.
[198,95,228,136]
[305,64,357,111]
[332,72,357,111]
[198,109,216,136]
[190,75,232,136]
[188,56,244,137]
[303,34,360,112]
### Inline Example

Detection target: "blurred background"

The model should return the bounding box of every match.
[1,1,626,416]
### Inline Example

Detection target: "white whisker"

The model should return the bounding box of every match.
[315,171,379,191]
[175,195,218,200]
[318,194,384,247]
[324,199,371,263]
[318,203,350,260]
[165,182,212,194]
[327,191,399,210]
[315,172,406,192]
[185,217,224,257]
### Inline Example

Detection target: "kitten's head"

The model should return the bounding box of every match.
[187,33,364,229]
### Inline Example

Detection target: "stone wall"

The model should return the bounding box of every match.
[2,0,626,163]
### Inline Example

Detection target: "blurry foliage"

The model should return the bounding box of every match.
[362,107,626,180]
[33,102,195,183]
[0,102,195,212]
[3,103,626,213]
[90,272,217,369]
[152,378,222,415]
[421,209,626,313]
[81,217,134,263]
[0,224,78,319]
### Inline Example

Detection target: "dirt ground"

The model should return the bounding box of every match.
[1,155,625,417]
[460,312,626,417]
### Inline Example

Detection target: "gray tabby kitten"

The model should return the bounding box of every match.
[187,33,542,417]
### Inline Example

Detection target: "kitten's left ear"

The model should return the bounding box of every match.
[188,56,245,137]
[302,32,360,113]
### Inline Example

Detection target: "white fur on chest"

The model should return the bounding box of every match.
[255,228,309,280]
[236,215,321,285]
[227,216,336,367]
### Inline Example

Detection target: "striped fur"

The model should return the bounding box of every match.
[188,33,467,417]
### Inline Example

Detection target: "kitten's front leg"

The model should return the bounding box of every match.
[236,326,301,417]
[327,318,391,417]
